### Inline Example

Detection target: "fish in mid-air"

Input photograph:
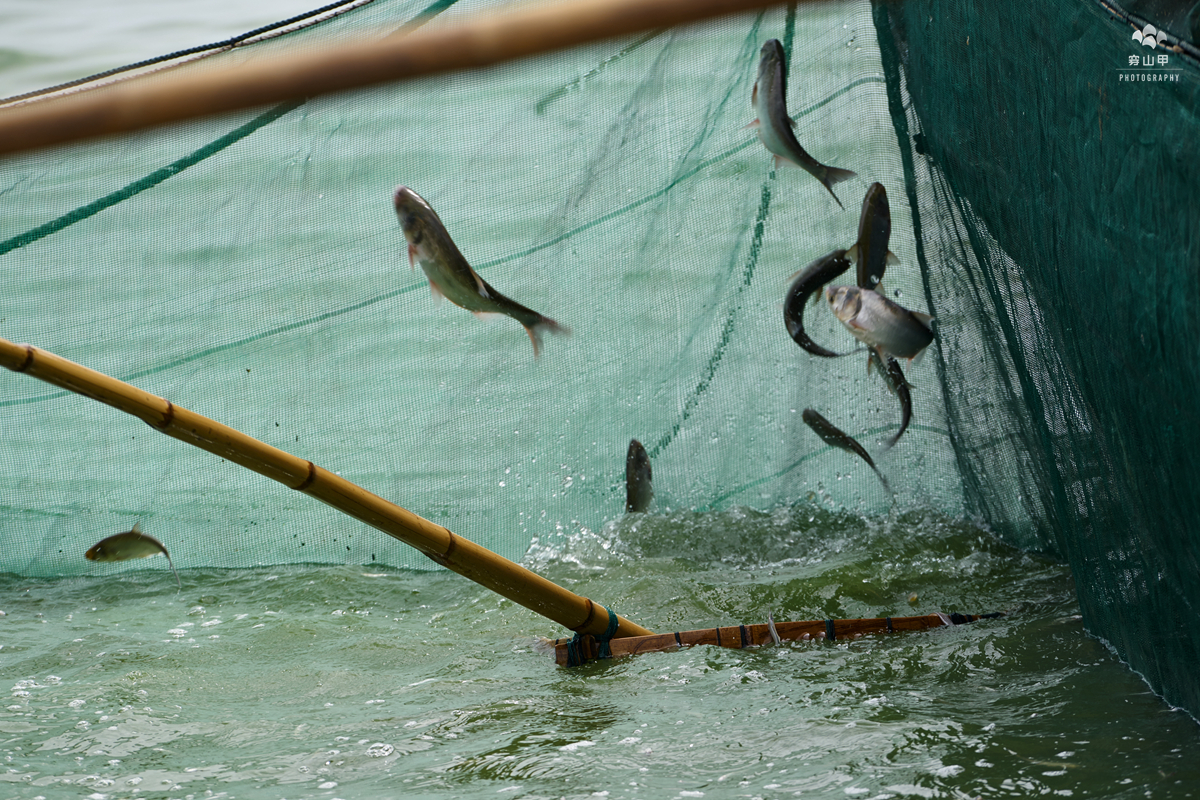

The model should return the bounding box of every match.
[801,409,890,492]
[85,522,180,589]
[846,182,898,291]
[625,439,653,513]
[869,349,912,449]
[749,39,857,208]
[825,285,934,364]
[783,249,854,357]
[393,186,568,357]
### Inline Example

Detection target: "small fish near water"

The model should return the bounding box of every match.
[825,285,934,364]
[85,522,181,589]
[783,248,854,358]
[749,39,857,208]
[393,186,568,357]
[625,439,653,513]
[846,182,898,292]
[801,408,890,493]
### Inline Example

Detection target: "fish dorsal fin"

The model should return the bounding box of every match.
[886,250,900,266]
[131,520,143,536]
[845,243,860,263]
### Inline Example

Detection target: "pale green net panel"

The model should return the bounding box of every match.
[3,0,1199,715]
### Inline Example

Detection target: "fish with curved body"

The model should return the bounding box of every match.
[749,39,857,209]
[85,521,180,589]
[625,439,653,513]
[801,409,890,493]
[783,248,854,357]
[825,285,934,364]
[846,182,898,292]
[869,349,912,449]
[393,186,568,357]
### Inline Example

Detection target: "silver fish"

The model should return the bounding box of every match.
[846,182,898,292]
[750,39,857,209]
[801,409,890,493]
[625,439,653,513]
[783,249,854,358]
[393,186,568,357]
[85,521,180,589]
[825,285,934,364]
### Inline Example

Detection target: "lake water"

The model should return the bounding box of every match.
[4,508,1200,799]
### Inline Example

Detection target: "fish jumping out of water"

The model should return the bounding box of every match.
[868,349,912,449]
[749,39,857,208]
[801,409,890,493]
[825,285,934,365]
[846,182,898,292]
[393,186,568,357]
[85,521,181,589]
[783,249,854,357]
[625,439,653,513]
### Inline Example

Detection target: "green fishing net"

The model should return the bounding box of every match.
[2,0,1198,715]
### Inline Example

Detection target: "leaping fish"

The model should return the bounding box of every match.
[85,522,181,589]
[868,349,913,450]
[783,249,855,358]
[846,182,899,292]
[825,285,934,365]
[801,409,890,493]
[749,39,857,208]
[393,186,568,357]
[625,439,653,513]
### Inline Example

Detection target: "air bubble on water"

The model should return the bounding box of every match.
[366,743,394,757]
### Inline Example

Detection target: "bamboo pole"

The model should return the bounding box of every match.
[0,0,811,157]
[0,337,653,640]
[550,612,1004,666]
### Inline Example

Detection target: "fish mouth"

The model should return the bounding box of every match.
[393,186,418,211]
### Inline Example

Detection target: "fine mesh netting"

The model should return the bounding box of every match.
[2,0,1199,715]
[874,0,1200,715]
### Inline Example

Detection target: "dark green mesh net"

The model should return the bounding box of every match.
[874,0,1200,715]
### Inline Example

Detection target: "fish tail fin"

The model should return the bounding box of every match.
[524,316,570,358]
[825,166,857,186]
[821,166,858,209]
[823,182,845,210]
[873,465,893,495]
[165,553,181,590]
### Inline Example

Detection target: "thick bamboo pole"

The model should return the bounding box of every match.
[550,612,1004,665]
[0,0,809,156]
[0,337,653,640]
